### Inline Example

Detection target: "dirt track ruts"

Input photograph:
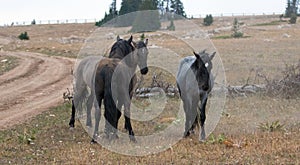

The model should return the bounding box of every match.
[0,52,75,130]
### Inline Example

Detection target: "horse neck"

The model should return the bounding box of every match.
[109,50,126,59]
[123,51,138,73]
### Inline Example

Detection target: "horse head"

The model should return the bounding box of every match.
[133,39,149,75]
[192,51,210,92]
[199,50,216,73]
[109,35,135,59]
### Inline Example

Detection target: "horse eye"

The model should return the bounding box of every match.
[205,63,209,67]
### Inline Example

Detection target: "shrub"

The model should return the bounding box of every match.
[232,18,244,38]
[289,13,297,24]
[203,14,213,26]
[263,60,300,98]
[258,120,284,132]
[18,32,29,40]
[31,19,36,25]
[167,19,175,31]
[140,33,145,41]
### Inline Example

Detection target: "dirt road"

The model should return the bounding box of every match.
[0,52,75,130]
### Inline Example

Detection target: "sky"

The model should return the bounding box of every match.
[0,0,286,25]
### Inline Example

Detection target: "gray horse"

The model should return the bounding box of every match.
[189,50,216,140]
[177,51,215,142]
[69,36,135,128]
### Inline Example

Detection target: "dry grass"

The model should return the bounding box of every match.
[0,55,19,75]
[0,15,300,164]
[0,98,299,164]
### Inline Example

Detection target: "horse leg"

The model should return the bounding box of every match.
[124,99,136,143]
[69,100,76,128]
[91,97,102,143]
[92,82,103,143]
[85,94,94,127]
[199,92,208,141]
[69,85,86,128]
[190,115,198,134]
[124,75,136,131]
[116,101,123,130]
[183,99,192,137]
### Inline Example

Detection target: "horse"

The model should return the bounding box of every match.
[93,39,149,142]
[189,50,216,139]
[69,36,135,128]
[176,51,212,142]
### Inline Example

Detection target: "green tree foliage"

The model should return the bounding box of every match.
[232,18,244,38]
[31,19,36,25]
[170,0,186,18]
[285,0,298,17]
[18,32,29,40]
[289,13,298,23]
[119,0,142,15]
[167,19,175,31]
[95,0,118,26]
[203,14,213,26]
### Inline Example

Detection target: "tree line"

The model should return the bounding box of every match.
[96,0,186,27]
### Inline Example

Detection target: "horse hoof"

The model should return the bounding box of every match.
[190,130,195,134]
[86,122,92,127]
[69,127,74,131]
[129,136,137,143]
[199,139,206,143]
[91,139,97,144]
[183,132,190,138]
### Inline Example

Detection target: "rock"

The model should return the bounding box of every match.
[282,33,291,38]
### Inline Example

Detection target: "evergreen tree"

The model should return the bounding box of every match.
[203,14,213,26]
[119,0,142,15]
[170,0,186,18]
[285,0,298,17]
[95,0,118,26]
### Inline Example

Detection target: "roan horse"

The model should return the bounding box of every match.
[69,36,135,128]
[93,39,149,142]
[176,51,214,142]
[190,50,215,135]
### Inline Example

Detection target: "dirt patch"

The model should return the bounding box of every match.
[0,51,75,130]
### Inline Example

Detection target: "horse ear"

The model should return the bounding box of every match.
[128,35,133,43]
[210,52,216,60]
[132,41,137,48]
[144,39,148,46]
[117,35,120,41]
[193,51,200,59]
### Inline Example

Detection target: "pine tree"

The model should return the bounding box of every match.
[285,0,298,17]
[170,0,186,18]
[95,0,118,26]
[119,0,142,15]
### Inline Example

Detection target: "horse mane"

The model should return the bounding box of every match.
[109,39,135,59]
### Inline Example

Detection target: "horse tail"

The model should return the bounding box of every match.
[102,66,117,126]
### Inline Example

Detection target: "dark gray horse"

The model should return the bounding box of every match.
[69,36,135,128]
[176,51,213,142]
[188,50,216,140]
[93,39,149,142]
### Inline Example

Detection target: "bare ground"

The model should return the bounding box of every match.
[0,52,74,129]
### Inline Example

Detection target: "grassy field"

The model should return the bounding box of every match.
[0,98,299,164]
[0,15,299,164]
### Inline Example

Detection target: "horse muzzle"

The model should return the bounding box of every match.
[201,84,209,91]
[140,67,148,75]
